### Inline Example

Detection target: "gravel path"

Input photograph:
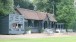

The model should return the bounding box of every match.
[0,33,75,39]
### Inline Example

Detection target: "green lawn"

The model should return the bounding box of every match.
[0,37,76,42]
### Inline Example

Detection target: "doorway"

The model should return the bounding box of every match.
[44,21,47,29]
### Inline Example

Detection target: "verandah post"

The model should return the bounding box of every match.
[42,21,44,29]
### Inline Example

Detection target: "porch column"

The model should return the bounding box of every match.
[57,23,58,28]
[53,22,55,32]
[24,20,28,33]
[32,20,34,27]
[62,23,64,29]
[42,21,44,29]
[25,20,28,27]
[53,22,55,28]
[39,21,42,33]
[60,24,62,30]
[50,22,52,29]
[47,21,49,29]
[39,21,41,28]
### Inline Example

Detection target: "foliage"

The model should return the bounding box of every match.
[32,0,54,13]
[14,0,34,10]
[0,0,14,15]
[56,0,75,29]
[68,9,76,31]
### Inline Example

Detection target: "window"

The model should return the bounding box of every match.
[34,20,39,27]
[12,23,17,28]
[28,20,32,27]
[44,21,47,29]
[51,22,54,28]
[12,23,22,28]
[58,25,60,28]
[18,24,22,28]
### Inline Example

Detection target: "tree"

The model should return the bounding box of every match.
[0,0,14,15]
[68,15,76,31]
[14,0,34,10]
[56,0,75,29]
[0,0,14,19]
[32,0,54,13]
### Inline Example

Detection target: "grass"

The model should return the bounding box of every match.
[0,37,76,42]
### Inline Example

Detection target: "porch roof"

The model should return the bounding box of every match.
[48,14,57,22]
[16,8,57,22]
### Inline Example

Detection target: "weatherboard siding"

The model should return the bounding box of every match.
[1,16,9,34]
[9,14,25,34]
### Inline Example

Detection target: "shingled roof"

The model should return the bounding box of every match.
[16,8,57,22]
[48,14,57,22]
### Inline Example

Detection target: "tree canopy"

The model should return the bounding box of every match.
[56,0,76,30]
[14,0,34,10]
[0,0,14,15]
[32,0,54,13]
